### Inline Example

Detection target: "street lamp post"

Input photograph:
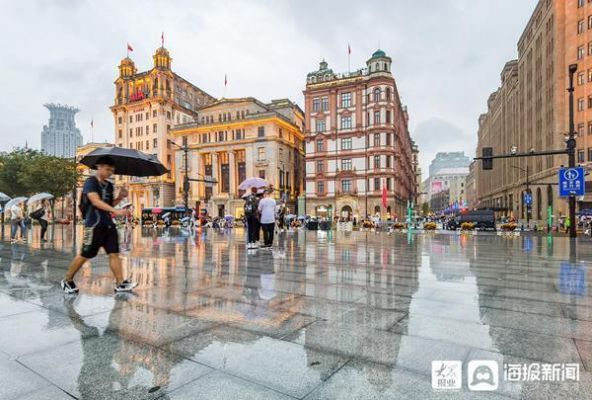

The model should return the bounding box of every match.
[567,64,578,239]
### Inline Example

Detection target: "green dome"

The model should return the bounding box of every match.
[371,49,386,58]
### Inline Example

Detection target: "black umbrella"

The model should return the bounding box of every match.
[79,147,168,177]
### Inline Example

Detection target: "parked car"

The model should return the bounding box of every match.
[457,210,496,231]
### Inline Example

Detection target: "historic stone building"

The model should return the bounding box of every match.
[303,50,417,220]
[111,44,215,213]
[41,103,83,158]
[476,0,592,225]
[170,97,305,218]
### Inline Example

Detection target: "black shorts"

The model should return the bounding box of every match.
[81,226,119,259]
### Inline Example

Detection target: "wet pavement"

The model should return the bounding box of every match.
[1,226,592,399]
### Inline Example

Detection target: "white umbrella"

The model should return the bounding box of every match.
[0,193,10,203]
[26,192,54,206]
[238,177,269,190]
[5,197,27,209]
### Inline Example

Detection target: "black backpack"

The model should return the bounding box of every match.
[244,195,258,216]
[29,208,45,220]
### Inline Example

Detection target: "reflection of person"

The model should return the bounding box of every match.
[61,156,137,294]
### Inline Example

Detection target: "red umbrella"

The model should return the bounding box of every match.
[152,208,163,214]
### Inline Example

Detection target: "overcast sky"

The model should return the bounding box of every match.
[0,0,536,174]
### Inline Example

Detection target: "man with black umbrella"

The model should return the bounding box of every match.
[61,156,137,294]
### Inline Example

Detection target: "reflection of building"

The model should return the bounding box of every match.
[170,98,305,217]
[41,103,83,158]
[110,43,216,214]
[304,50,417,220]
[476,0,592,223]
[465,161,477,210]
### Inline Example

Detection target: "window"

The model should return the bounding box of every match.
[153,110,157,118]
[341,179,352,193]
[129,116,132,123]
[321,96,329,111]
[258,169,266,179]
[588,69,592,82]
[373,88,381,102]
[145,112,149,120]
[341,115,352,129]
[374,111,381,124]
[312,98,320,111]
[578,123,585,136]
[318,182,324,193]
[316,139,323,152]
[386,110,391,123]
[386,156,392,168]
[578,149,585,163]
[386,178,392,191]
[316,119,326,132]
[146,140,149,150]
[589,15,592,29]
[153,123,157,133]
[374,133,381,146]
[153,138,157,148]
[258,126,265,137]
[118,129,122,139]
[578,46,585,60]
[589,42,592,56]
[341,92,352,108]
[579,98,585,111]
[341,159,352,171]
[341,137,352,150]
[386,133,392,146]
[316,161,324,173]
[589,121,592,135]
[589,147,592,161]
[386,88,391,100]
[129,128,133,137]
[374,155,381,168]
[118,117,122,124]
[257,147,266,161]
[374,178,380,191]
[146,125,149,134]
[579,0,585,7]
[578,19,585,34]
[167,111,171,119]
[579,72,585,85]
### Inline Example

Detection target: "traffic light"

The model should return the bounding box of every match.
[482,147,493,170]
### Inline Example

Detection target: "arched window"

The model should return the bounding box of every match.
[547,185,553,208]
[386,88,391,101]
[373,88,381,102]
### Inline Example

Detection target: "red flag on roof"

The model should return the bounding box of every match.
[224,73,227,87]
[348,43,351,55]
[127,43,133,52]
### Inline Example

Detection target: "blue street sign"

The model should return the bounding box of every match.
[559,167,586,197]
[523,192,532,206]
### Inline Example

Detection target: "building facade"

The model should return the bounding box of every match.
[423,167,469,213]
[303,50,417,220]
[110,45,216,214]
[170,98,305,218]
[476,0,592,225]
[41,103,83,158]
[428,151,471,177]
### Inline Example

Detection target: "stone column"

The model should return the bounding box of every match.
[229,151,236,199]
[212,152,219,197]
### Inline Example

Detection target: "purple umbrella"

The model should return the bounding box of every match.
[238,177,269,191]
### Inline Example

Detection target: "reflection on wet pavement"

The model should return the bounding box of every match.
[0,227,592,399]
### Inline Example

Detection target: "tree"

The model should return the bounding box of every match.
[0,148,43,196]
[0,149,80,197]
[19,156,80,198]
[421,201,430,216]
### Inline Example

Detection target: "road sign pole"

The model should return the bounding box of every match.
[568,64,578,238]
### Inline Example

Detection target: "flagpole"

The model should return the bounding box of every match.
[347,43,351,73]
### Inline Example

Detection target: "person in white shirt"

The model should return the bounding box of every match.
[10,203,26,243]
[257,190,277,248]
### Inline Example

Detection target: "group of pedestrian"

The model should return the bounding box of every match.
[6,199,51,243]
[244,186,281,249]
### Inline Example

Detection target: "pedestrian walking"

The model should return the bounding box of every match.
[61,156,137,294]
[30,199,51,242]
[258,189,277,249]
[277,202,286,233]
[10,202,26,243]
[244,187,260,249]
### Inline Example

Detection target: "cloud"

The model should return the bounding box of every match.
[0,0,536,175]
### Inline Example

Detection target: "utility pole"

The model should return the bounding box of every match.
[567,63,578,239]
[526,165,530,227]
